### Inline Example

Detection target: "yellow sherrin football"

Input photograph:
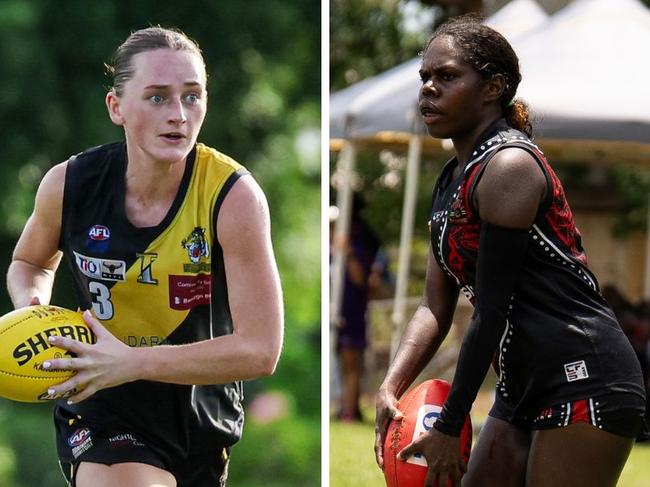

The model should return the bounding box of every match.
[0,305,95,402]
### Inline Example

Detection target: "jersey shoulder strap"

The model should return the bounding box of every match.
[60,142,124,250]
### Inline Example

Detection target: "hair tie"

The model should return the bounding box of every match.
[507,98,515,108]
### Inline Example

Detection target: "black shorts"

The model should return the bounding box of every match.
[55,406,230,486]
[489,391,646,438]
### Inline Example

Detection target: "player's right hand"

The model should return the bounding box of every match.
[375,387,404,469]
[398,427,466,487]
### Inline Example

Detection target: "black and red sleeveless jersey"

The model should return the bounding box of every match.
[56,141,248,460]
[430,119,645,418]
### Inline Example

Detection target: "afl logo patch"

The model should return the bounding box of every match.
[86,225,111,252]
[68,428,91,447]
[88,225,110,241]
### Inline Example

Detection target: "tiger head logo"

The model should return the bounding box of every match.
[181,227,210,264]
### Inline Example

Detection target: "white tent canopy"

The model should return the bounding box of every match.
[515,0,650,142]
[330,0,551,332]
[331,0,650,142]
[330,0,650,348]
[330,0,550,140]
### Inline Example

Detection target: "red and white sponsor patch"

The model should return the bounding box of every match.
[169,275,211,310]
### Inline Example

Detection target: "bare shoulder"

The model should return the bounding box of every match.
[12,161,68,267]
[31,161,68,224]
[476,147,546,228]
[481,147,546,192]
[36,161,68,209]
[216,175,271,246]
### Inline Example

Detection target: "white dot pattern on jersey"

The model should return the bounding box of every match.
[437,132,543,401]
[496,294,515,399]
[530,225,597,291]
[531,398,602,430]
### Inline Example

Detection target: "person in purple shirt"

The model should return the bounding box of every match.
[334,199,379,421]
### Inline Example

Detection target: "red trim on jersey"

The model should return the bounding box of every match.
[571,399,590,424]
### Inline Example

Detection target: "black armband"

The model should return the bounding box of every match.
[434,223,530,436]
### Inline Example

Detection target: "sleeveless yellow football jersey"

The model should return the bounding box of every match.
[57,141,247,454]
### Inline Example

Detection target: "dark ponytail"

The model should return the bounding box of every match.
[425,14,533,137]
[504,99,532,138]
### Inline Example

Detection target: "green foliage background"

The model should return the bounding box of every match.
[0,0,320,485]
[331,0,650,260]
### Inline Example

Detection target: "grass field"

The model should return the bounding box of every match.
[330,417,650,487]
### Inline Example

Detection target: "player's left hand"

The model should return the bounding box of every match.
[42,310,138,404]
[398,427,466,487]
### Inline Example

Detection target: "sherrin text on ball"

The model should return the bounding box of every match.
[0,305,95,402]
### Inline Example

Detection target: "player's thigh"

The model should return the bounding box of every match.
[76,461,177,487]
[525,422,633,487]
[462,415,531,487]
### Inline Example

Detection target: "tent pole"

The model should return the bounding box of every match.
[390,134,422,359]
[330,141,357,327]
[643,195,650,300]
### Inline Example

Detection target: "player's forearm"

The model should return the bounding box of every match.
[380,304,451,398]
[134,328,283,385]
[7,259,56,308]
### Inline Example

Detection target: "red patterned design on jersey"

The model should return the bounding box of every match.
[446,178,480,282]
[536,152,587,265]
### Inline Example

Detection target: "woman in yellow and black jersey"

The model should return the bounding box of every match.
[7,27,283,487]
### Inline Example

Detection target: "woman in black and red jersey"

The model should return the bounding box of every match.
[374,15,645,487]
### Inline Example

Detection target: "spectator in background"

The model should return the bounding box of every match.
[331,197,379,421]
[368,249,395,301]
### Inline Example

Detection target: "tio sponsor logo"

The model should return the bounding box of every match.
[73,251,126,281]
[68,428,91,447]
[78,255,99,275]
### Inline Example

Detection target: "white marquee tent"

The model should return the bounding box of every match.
[331,0,550,139]
[330,0,650,350]
[330,0,550,332]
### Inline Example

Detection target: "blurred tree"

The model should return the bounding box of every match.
[420,0,483,14]
[0,0,320,485]
[330,0,438,90]
[330,0,446,251]
[331,0,650,248]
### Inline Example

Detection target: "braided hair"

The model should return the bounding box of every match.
[424,15,532,137]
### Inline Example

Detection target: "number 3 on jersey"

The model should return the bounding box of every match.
[89,281,114,319]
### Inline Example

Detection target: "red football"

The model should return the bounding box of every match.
[383,379,472,487]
